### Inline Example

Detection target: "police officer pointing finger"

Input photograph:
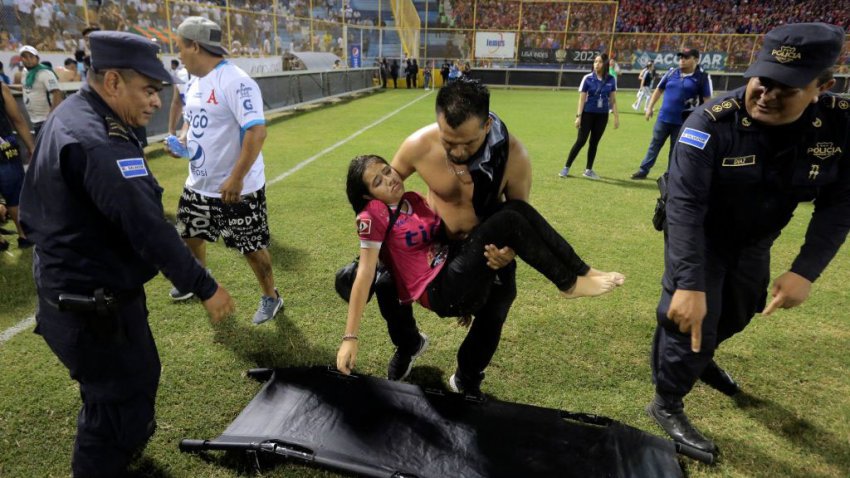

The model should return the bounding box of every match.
[647,23,849,457]
[19,31,235,477]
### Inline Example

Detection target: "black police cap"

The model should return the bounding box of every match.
[89,31,175,84]
[744,22,844,88]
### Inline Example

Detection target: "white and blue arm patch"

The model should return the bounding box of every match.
[116,158,149,178]
[678,128,711,150]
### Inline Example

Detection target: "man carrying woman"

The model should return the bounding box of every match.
[337,155,624,384]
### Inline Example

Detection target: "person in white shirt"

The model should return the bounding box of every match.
[167,17,285,325]
[17,45,63,134]
[15,0,35,43]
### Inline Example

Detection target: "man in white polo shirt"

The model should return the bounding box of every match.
[167,16,284,325]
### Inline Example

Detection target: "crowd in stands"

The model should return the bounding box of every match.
[3,0,307,56]
[7,0,89,53]
[567,2,615,33]
[438,0,615,32]
[519,3,567,32]
[472,0,519,30]
[616,0,850,33]
[2,0,847,65]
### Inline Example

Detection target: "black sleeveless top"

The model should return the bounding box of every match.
[467,111,510,219]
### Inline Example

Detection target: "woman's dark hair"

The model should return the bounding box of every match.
[596,53,609,77]
[346,154,387,214]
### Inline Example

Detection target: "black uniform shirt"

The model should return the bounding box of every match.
[666,87,850,291]
[20,83,217,299]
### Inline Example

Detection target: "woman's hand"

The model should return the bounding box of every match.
[336,339,359,375]
[574,117,581,129]
[613,115,620,129]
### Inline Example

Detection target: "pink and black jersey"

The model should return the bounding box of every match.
[356,192,447,304]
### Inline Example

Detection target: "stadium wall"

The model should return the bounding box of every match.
[12,68,380,141]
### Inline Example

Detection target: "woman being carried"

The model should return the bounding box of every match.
[337,154,625,375]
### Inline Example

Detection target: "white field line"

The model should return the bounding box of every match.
[269,91,432,185]
[0,91,433,347]
[0,316,35,345]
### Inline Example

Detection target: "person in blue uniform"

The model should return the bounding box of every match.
[19,31,235,477]
[0,80,35,249]
[631,48,712,180]
[646,23,849,456]
[559,52,619,180]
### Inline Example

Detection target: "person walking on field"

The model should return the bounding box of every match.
[166,17,285,325]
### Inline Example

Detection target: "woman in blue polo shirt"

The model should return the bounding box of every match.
[559,53,619,179]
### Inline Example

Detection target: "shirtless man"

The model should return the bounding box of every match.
[381,80,614,395]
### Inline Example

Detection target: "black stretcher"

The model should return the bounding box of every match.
[180,366,708,477]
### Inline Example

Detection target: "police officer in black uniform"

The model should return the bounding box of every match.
[19,31,235,477]
[647,23,849,456]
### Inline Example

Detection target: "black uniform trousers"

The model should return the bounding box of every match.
[565,111,609,171]
[376,261,517,386]
[35,290,160,477]
[651,235,773,404]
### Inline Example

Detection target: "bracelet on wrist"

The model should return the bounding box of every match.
[342,334,358,341]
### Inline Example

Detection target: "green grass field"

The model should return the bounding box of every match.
[0,88,848,477]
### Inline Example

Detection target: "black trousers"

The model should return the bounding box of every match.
[426,200,589,317]
[565,111,609,171]
[651,237,772,405]
[35,289,160,477]
[377,201,588,385]
[376,263,517,386]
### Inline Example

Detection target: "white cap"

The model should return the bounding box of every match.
[19,45,38,57]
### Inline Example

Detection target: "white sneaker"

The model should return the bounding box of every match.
[582,169,600,180]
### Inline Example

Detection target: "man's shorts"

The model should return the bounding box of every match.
[175,186,270,254]
[0,158,25,207]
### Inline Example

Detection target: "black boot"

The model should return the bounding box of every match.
[700,360,740,396]
[647,396,718,454]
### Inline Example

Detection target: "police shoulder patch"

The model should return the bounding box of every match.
[679,128,711,150]
[116,158,149,178]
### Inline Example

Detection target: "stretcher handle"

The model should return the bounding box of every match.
[675,442,715,464]
[179,439,254,452]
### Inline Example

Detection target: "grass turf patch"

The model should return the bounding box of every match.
[0,89,848,477]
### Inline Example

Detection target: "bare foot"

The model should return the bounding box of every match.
[586,268,626,286]
[608,272,626,286]
[561,275,617,299]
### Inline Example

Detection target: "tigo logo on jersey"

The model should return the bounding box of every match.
[116,158,148,178]
[678,128,711,150]
[357,218,371,235]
